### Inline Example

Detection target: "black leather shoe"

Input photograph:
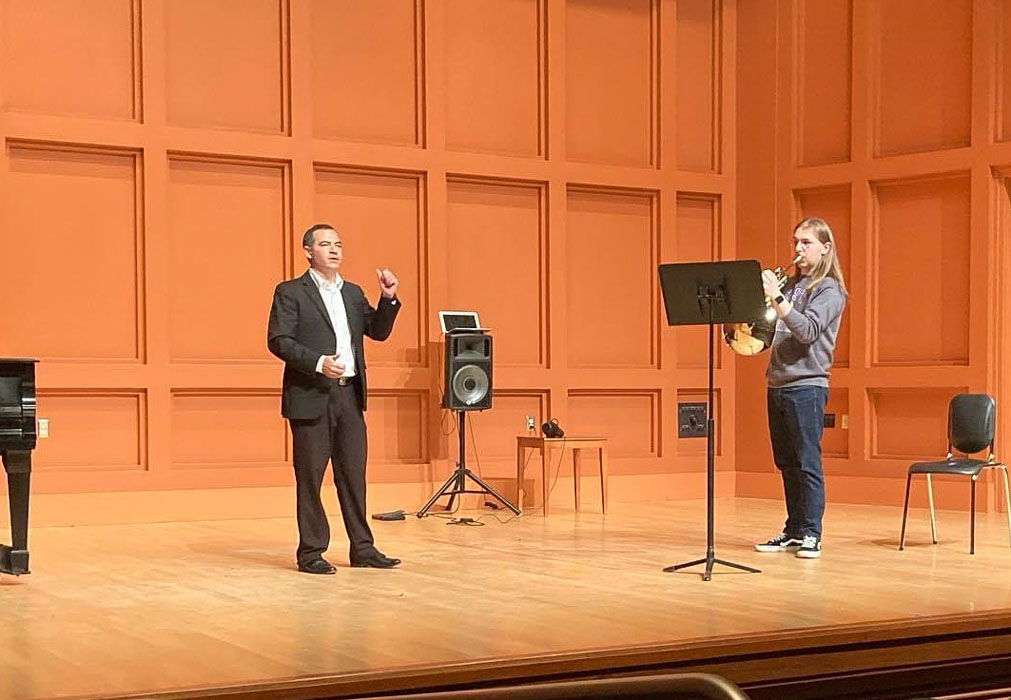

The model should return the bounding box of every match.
[297,558,336,575]
[349,551,401,569]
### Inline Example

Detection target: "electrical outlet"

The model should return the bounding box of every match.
[677,402,708,438]
[37,418,49,439]
[525,415,535,431]
[841,414,849,430]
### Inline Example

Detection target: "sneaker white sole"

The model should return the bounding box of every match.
[754,545,801,553]
[796,549,822,558]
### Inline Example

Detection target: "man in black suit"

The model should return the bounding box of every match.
[267,223,402,574]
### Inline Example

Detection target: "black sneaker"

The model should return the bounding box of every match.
[796,535,822,558]
[754,532,803,552]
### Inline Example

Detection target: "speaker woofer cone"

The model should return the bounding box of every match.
[452,364,489,405]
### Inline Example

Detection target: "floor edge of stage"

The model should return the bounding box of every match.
[97,609,1011,700]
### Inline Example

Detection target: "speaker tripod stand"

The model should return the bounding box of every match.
[417,411,521,518]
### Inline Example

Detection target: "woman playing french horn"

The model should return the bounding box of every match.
[754,217,847,559]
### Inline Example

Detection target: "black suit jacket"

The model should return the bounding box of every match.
[267,270,400,419]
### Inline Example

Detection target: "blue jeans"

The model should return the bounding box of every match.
[767,386,828,539]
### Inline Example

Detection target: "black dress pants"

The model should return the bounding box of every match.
[290,380,374,565]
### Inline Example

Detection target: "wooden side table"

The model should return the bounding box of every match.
[515,436,608,515]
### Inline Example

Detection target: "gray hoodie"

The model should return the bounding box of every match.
[766,276,846,389]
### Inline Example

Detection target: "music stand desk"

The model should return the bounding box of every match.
[516,436,608,516]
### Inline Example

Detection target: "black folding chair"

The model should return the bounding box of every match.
[899,394,1011,554]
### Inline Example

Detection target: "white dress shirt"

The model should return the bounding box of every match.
[308,268,356,378]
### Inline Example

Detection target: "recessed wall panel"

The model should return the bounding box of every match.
[873,176,970,365]
[33,391,145,471]
[171,392,286,467]
[823,387,848,458]
[999,1,1011,142]
[165,0,286,132]
[2,0,138,120]
[565,0,653,166]
[469,391,545,461]
[314,168,424,366]
[568,391,657,458]
[676,0,718,172]
[311,0,420,145]
[368,391,426,463]
[798,0,851,165]
[675,389,720,456]
[1,145,141,361]
[168,157,287,361]
[446,179,544,366]
[796,186,851,367]
[873,0,971,156]
[869,388,962,460]
[445,0,542,156]
[567,189,655,367]
[675,194,720,368]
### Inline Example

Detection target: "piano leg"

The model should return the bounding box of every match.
[1,451,30,575]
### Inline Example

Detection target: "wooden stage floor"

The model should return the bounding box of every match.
[4,497,1011,700]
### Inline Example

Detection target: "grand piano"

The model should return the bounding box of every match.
[0,359,36,576]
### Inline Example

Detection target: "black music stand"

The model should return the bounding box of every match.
[658,261,765,581]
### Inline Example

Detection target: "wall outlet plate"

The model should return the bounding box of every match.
[37,418,49,438]
[677,402,708,438]
[525,415,535,431]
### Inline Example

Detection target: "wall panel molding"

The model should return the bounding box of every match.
[369,390,429,465]
[868,387,966,461]
[313,164,427,367]
[1,0,143,122]
[565,0,658,167]
[310,0,424,146]
[170,389,287,469]
[166,154,291,362]
[870,173,971,366]
[33,390,147,472]
[566,186,659,368]
[446,175,547,367]
[165,0,290,134]
[1,141,145,362]
[795,0,851,166]
[676,0,721,172]
[568,390,659,461]
[673,192,722,369]
[870,0,972,157]
[444,0,545,157]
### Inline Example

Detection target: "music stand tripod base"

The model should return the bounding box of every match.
[417,411,520,518]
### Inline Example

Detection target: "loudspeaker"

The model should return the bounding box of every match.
[541,418,565,439]
[443,332,492,411]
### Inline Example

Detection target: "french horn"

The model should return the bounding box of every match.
[722,254,803,355]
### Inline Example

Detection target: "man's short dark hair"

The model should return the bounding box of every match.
[302,223,336,248]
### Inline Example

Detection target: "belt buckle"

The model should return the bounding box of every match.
[338,376,351,386]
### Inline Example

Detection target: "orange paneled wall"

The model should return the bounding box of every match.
[0,1,735,517]
[736,0,1011,512]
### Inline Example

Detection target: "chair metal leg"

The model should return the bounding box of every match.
[970,477,977,555]
[926,474,938,544]
[899,473,912,550]
[1001,466,1011,548]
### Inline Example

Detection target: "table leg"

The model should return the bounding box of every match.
[599,446,608,514]
[516,444,526,513]
[541,446,550,516]
[573,448,582,511]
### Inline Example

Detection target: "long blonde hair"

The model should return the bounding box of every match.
[794,217,847,296]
